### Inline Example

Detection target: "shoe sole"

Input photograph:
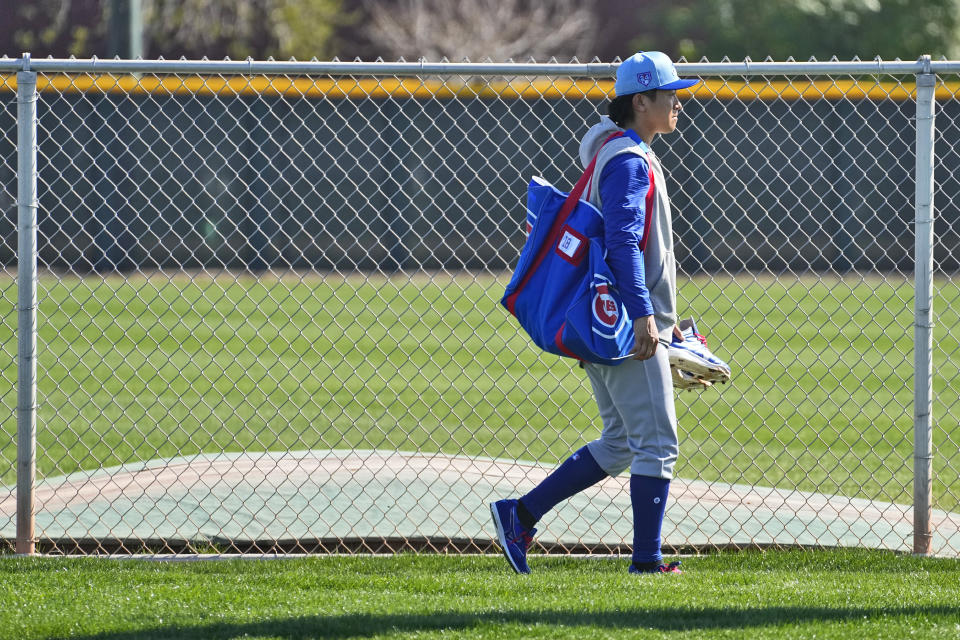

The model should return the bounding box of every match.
[668,349,731,382]
[489,502,527,574]
[672,367,711,390]
[629,567,684,574]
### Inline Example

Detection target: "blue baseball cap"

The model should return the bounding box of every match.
[614,51,700,96]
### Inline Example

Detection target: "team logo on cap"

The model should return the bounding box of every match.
[593,283,619,328]
[637,72,652,87]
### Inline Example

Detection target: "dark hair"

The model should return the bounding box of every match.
[607,89,658,127]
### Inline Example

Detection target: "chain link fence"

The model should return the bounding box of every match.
[1,57,959,556]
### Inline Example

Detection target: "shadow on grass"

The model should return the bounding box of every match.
[70,605,960,640]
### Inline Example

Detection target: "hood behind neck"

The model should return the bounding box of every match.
[578,116,623,169]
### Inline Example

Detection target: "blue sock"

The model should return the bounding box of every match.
[519,446,608,524]
[630,474,670,565]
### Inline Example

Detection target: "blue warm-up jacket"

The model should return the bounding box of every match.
[579,118,678,342]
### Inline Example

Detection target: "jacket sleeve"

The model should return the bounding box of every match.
[598,153,654,320]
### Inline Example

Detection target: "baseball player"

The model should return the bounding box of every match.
[491,51,699,574]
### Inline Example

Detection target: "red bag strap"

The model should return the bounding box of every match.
[564,131,624,218]
[638,153,655,252]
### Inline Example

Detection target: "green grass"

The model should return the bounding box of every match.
[1,271,959,511]
[0,551,958,639]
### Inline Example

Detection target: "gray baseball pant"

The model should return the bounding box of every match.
[583,344,678,479]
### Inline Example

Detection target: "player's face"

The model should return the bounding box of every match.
[655,90,683,134]
[632,89,686,143]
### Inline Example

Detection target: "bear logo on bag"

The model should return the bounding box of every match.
[593,283,619,328]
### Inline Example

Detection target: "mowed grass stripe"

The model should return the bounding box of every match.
[1,272,958,511]
[0,550,959,640]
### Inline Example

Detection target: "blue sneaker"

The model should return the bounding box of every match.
[668,318,731,383]
[490,499,536,574]
[629,560,683,574]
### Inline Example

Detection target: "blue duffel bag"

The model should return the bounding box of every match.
[502,133,648,366]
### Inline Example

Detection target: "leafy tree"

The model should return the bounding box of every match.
[633,0,960,61]
[143,0,350,60]
[0,0,350,60]
[271,0,357,61]
[1,0,106,58]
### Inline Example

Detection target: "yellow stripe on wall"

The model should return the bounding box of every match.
[1,74,958,101]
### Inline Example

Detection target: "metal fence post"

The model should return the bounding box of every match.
[16,56,39,556]
[913,61,936,556]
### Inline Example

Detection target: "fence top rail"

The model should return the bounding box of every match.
[2,55,960,76]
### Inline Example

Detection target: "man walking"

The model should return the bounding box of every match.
[490,51,699,575]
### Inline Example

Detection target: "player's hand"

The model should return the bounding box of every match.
[631,315,659,361]
[672,324,684,342]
